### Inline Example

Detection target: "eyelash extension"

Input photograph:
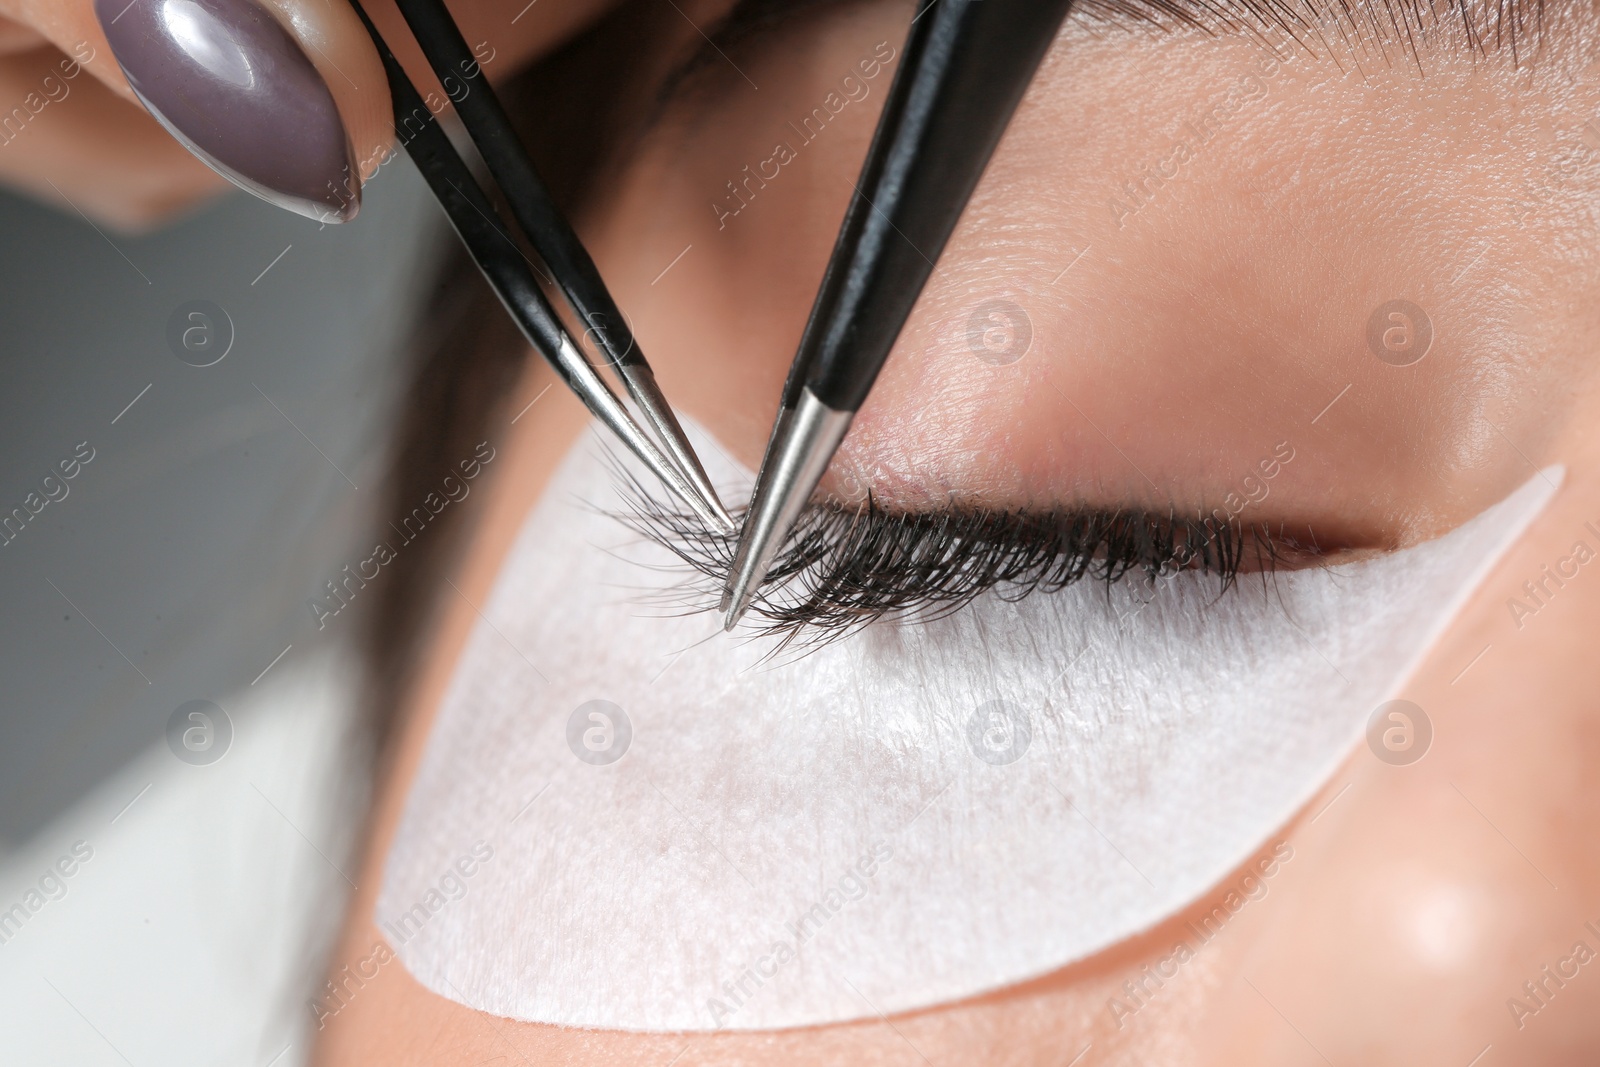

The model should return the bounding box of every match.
[614,470,1297,646]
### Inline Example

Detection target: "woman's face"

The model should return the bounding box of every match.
[318,1,1600,1061]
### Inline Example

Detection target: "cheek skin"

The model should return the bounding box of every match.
[592,20,1600,546]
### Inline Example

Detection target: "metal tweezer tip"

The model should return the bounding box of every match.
[721,389,854,630]
[552,335,733,535]
[616,363,734,534]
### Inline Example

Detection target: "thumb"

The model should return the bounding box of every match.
[89,0,391,223]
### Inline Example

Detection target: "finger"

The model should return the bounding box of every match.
[256,0,393,213]
[0,43,226,229]
[85,0,390,222]
[0,0,623,227]
[0,0,388,223]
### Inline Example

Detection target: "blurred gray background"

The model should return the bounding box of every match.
[0,159,439,848]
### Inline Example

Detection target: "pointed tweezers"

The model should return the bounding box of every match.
[721,0,1078,626]
[347,0,733,534]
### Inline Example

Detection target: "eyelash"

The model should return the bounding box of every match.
[619,477,1304,644]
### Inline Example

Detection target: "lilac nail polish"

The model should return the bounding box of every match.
[95,0,359,222]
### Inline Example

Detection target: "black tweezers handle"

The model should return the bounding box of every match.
[346,1,587,393]
[794,0,1077,413]
[390,0,645,368]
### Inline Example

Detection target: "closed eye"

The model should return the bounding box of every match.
[620,479,1341,644]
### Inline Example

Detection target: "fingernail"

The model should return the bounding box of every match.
[95,0,359,222]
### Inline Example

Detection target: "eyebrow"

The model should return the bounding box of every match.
[659,0,1549,104]
[1081,0,1546,59]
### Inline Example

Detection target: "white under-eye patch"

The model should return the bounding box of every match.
[377,426,1557,1030]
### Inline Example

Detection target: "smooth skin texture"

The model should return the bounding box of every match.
[0,0,618,227]
[315,2,1600,1063]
